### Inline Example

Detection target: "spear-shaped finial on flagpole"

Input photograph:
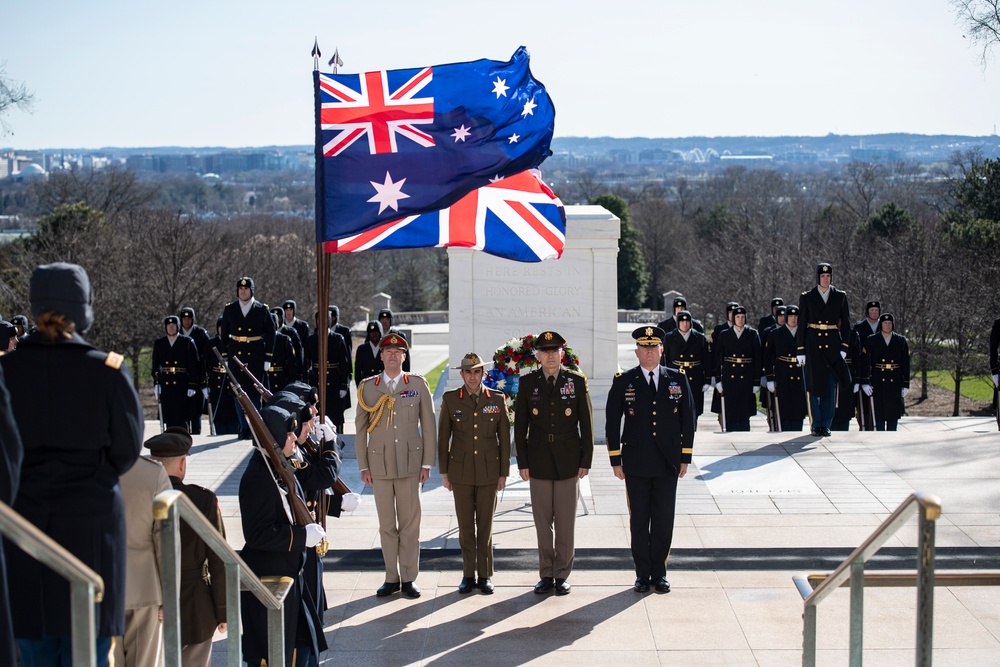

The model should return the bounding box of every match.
[329,48,343,74]
[312,37,321,71]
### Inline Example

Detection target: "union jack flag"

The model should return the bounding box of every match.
[314,47,555,242]
[324,170,565,263]
[318,67,434,156]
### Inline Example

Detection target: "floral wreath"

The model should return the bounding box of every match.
[482,334,582,412]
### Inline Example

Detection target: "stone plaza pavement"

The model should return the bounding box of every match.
[152,344,1000,666]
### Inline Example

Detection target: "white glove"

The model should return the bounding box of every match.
[263,361,271,372]
[186,389,196,398]
[853,384,859,393]
[753,386,760,394]
[760,375,768,387]
[797,355,806,367]
[320,422,337,443]
[341,492,361,512]
[202,387,209,400]
[153,385,161,399]
[339,389,347,398]
[993,374,999,388]
[901,387,909,398]
[840,351,847,360]
[702,384,710,393]
[767,381,775,393]
[862,384,873,396]
[716,383,724,395]
[304,523,326,548]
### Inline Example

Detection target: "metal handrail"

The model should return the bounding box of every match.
[0,499,104,667]
[793,491,942,667]
[153,489,290,667]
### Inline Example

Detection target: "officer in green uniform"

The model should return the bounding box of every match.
[514,331,593,596]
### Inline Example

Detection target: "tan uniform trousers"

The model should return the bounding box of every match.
[529,477,578,580]
[112,605,163,667]
[372,475,422,583]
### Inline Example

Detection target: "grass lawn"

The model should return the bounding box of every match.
[426,359,449,394]
[924,370,995,402]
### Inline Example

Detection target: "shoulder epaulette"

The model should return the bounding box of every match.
[801,290,809,296]
[105,352,124,369]
[614,371,622,378]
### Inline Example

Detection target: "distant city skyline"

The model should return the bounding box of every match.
[4,0,1000,149]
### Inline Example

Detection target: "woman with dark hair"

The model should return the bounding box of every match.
[0,262,143,667]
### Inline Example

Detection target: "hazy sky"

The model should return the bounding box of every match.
[4,0,999,149]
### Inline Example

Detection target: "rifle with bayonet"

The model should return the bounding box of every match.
[227,353,352,499]
[213,348,313,526]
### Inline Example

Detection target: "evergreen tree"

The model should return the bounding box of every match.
[591,194,648,309]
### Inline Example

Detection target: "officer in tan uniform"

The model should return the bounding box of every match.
[514,331,594,596]
[355,333,436,598]
[438,353,511,594]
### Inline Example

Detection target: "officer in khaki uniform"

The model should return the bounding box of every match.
[515,331,594,596]
[146,429,227,667]
[356,333,436,598]
[438,353,511,594]
[114,445,172,667]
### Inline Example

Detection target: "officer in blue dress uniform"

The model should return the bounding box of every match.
[606,326,694,593]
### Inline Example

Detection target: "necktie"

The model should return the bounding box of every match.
[648,371,656,393]
[548,375,556,392]
[389,379,396,393]
[472,393,479,408]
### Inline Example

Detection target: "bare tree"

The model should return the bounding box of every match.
[0,64,33,136]
[951,0,1000,66]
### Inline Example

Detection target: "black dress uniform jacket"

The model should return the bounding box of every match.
[239,450,319,666]
[305,329,352,421]
[605,365,695,474]
[221,299,276,393]
[169,476,226,645]
[714,326,763,422]
[989,317,1000,376]
[1,331,143,638]
[268,330,301,391]
[657,316,705,335]
[833,328,863,427]
[796,286,852,391]
[514,369,594,480]
[859,332,911,423]
[202,334,240,435]
[0,366,22,667]
[354,340,384,383]
[661,329,711,416]
[764,326,807,423]
[152,334,201,428]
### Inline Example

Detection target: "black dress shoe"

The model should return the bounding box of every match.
[376,581,401,597]
[534,577,554,594]
[810,429,823,437]
[554,578,571,595]
[634,577,650,593]
[458,577,476,594]
[822,428,832,437]
[477,577,494,594]
[654,577,671,593]
[401,582,421,598]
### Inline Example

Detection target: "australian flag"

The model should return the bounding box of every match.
[324,169,565,262]
[314,46,555,242]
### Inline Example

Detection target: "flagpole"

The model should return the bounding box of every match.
[313,38,331,420]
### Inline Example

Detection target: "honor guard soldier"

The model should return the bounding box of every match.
[3,263,143,666]
[713,306,762,432]
[179,307,209,434]
[606,326,694,594]
[152,315,202,431]
[758,305,785,427]
[10,314,28,342]
[202,317,239,435]
[220,276,276,439]
[854,300,882,343]
[710,301,739,345]
[438,353,512,594]
[657,296,704,335]
[282,299,311,355]
[378,309,410,371]
[305,311,352,435]
[329,304,354,359]
[146,429,227,667]
[764,305,808,431]
[355,333,436,598]
[271,307,304,378]
[859,313,910,431]
[662,310,711,420]
[797,263,852,437]
[757,297,784,332]
[267,311,301,391]
[708,301,738,420]
[515,331,594,596]
[355,321,385,383]
[831,327,864,431]
[239,406,326,667]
